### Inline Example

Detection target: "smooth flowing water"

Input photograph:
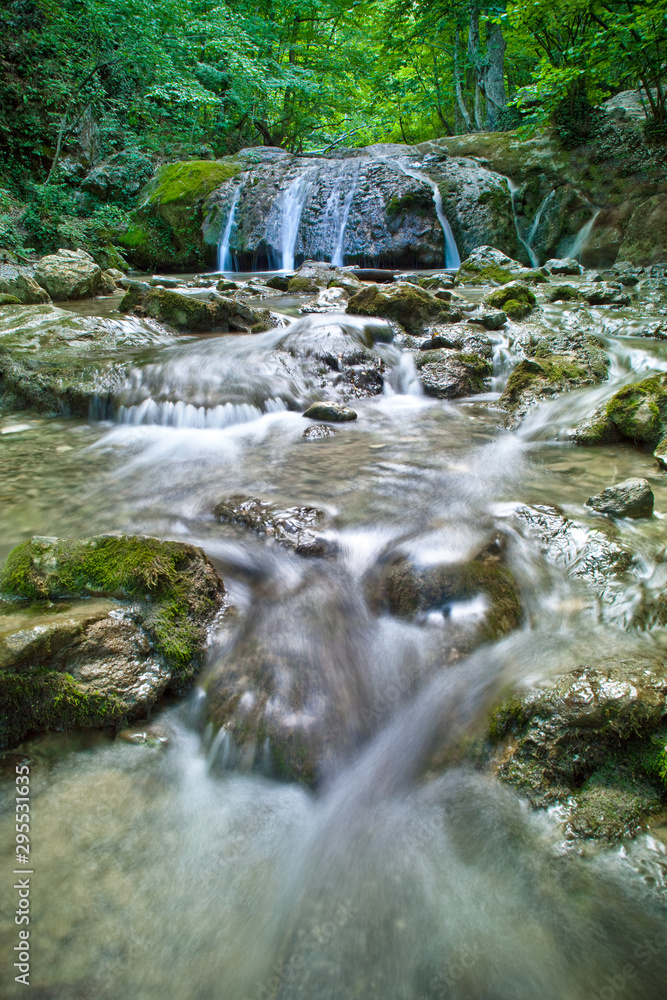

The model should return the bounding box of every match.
[1,278,666,999]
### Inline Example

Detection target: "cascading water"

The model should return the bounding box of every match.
[218,185,242,272]
[387,159,461,268]
[526,188,556,255]
[569,206,601,261]
[280,167,316,270]
[504,177,540,267]
[331,161,360,266]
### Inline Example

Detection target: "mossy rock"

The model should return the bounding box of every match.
[605,374,667,448]
[414,348,492,399]
[0,293,20,306]
[380,555,522,642]
[0,534,225,669]
[123,159,242,270]
[119,284,272,333]
[618,194,667,266]
[500,345,609,415]
[288,276,320,294]
[346,283,460,334]
[484,281,537,319]
[547,284,584,303]
[456,246,547,287]
[485,659,667,839]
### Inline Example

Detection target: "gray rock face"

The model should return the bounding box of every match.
[201,151,520,270]
[587,478,654,518]
[0,264,51,304]
[34,248,102,300]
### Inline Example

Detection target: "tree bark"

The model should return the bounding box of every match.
[483,23,507,128]
[454,28,474,132]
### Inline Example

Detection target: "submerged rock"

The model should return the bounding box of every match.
[303,423,338,440]
[119,284,272,333]
[456,246,547,286]
[303,402,358,422]
[34,248,102,301]
[213,495,333,556]
[414,348,492,399]
[483,280,537,320]
[486,655,667,839]
[346,283,461,334]
[587,478,654,518]
[0,534,225,747]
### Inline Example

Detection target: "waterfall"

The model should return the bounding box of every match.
[504,178,539,268]
[218,186,242,272]
[386,160,461,269]
[331,162,360,266]
[527,189,556,251]
[569,207,601,261]
[280,167,316,271]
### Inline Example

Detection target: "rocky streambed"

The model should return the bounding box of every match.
[0,244,666,999]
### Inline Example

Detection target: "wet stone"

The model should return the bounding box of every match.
[303,402,358,422]
[213,495,333,556]
[303,423,338,440]
[587,477,654,518]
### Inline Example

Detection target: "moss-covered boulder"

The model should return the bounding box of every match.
[499,331,609,418]
[119,284,273,333]
[483,281,537,320]
[574,374,667,462]
[414,348,492,398]
[118,159,241,270]
[618,194,667,266]
[456,246,547,286]
[346,283,461,334]
[547,284,584,303]
[485,656,667,839]
[302,401,358,422]
[0,534,226,748]
[0,264,51,304]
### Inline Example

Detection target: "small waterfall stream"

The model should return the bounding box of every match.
[569,206,601,261]
[280,167,316,270]
[386,159,461,268]
[218,185,242,272]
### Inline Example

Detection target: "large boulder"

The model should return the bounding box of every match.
[118,159,242,269]
[80,149,154,201]
[618,195,667,266]
[574,373,667,462]
[119,284,273,333]
[456,246,547,286]
[486,655,667,839]
[483,280,537,320]
[0,534,226,747]
[346,283,461,334]
[34,249,102,300]
[587,478,654,519]
[0,264,51,304]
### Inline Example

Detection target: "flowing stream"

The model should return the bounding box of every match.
[1,276,667,999]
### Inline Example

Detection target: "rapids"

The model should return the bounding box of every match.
[1,271,666,1000]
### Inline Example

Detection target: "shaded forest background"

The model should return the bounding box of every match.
[0,0,665,256]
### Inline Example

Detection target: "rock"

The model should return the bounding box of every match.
[418,274,456,291]
[547,284,584,303]
[477,309,506,330]
[0,303,156,416]
[0,294,20,306]
[414,348,492,399]
[486,655,667,838]
[99,271,117,294]
[371,547,522,645]
[456,246,547,286]
[303,423,338,440]
[420,326,493,357]
[618,194,667,266]
[483,280,537,320]
[0,264,51,304]
[346,283,461,334]
[544,257,583,276]
[117,158,242,270]
[0,534,225,748]
[300,286,349,313]
[213,495,332,557]
[328,273,364,295]
[265,275,291,291]
[215,279,240,292]
[119,284,272,333]
[587,478,654,518]
[80,149,154,201]
[581,282,631,306]
[499,330,609,418]
[303,402,357,422]
[574,374,667,460]
[34,249,102,301]
[149,275,182,289]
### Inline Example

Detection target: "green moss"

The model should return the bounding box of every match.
[484,282,537,310]
[141,160,241,208]
[0,670,126,748]
[488,696,530,742]
[0,294,21,306]
[385,190,433,218]
[347,284,453,334]
[0,535,223,669]
[287,276,319,293]
[605,374,667,447]
[548,284,583,303]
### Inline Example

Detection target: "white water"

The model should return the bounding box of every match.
[504,178,540,268]
[218,186,242,272]
[387,160,461,268]
[569,206,601,261]
[281,168,316,270]
[331,162,360,266]
[526,188,556,250]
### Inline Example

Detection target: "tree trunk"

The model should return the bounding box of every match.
[454,28,474,132]
[467,4,485,130]
[483,23,507,129]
